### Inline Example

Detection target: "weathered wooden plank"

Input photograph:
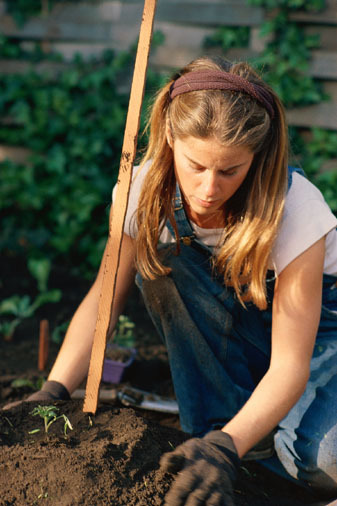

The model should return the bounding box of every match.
[153,22,214,49]
[305,26,337,51]
[324,81,337,103]
[0,14,114,41]
[320,159,337,173]
[41,42,116,62]
[310,51,337,80]
[155,2,263,26]
[0,1,122,23]
[150,47,258,70]
[0,59,69,75]
[286,103,337,130]
[0,145,31,164]
[289,0,337,24]
[50,1,122,23]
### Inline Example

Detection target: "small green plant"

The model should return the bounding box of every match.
[204,26,250,50]
[11,377,45,391]
[0,258,61,340]
[29,405,73,436]
[51,320,70,344]
[113,315,136,348]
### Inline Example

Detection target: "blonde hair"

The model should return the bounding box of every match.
[136,56,288,310]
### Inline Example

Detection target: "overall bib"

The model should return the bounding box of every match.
[136,167,337,494]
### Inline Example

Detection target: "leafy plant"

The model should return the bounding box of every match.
[204,26,249,50]
[0,258,61,340]
[0,36,165,283]
[51,320,70,344]
[4,0,52,27]
[11,377,45,391]
[29,405,73,435]
[113,315,136,348]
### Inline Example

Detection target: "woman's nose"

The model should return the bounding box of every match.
[202,171,218,198]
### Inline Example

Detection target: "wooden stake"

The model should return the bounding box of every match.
[83,0,157,414]
[38,319,49,371]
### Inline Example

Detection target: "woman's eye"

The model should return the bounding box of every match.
[221,170,237,177]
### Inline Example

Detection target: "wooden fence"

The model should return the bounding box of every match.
[0,0,336,164]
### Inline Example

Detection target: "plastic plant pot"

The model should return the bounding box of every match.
[102,344,137,384]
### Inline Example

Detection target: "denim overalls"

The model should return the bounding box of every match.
[136,167,337,494]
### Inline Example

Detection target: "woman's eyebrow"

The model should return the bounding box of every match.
[185,155,245,171]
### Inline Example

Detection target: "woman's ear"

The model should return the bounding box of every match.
[166,121,173,149]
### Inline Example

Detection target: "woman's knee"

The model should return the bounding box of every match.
[275,428,337,495]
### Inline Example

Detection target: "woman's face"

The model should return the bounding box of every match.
[170,135,254,228]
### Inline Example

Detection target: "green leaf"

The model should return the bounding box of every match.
[28,258,51,292]
[31,290,62,311]
[0,295,31,316]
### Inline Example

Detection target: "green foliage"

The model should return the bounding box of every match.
[248,0,325,10]
[204,27,250,50]
[51,320,70,344]
[11,377,45,390]
[4,0,47,27]
[290,128,337,214]
[253,11,325,107]
[0,258,61,340]
[0,43,164,281]
[113,315,136,348]
[0,34,62,61]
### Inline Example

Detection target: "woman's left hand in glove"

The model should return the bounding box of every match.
[160,430,240,506]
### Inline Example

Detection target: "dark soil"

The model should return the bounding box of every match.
[0,274,331,505]
[105,344,136,364]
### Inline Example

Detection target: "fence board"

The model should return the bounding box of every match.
[324,82,337,103]
[150,47,258,70]
[310,51,337,80]
[0,145,31,164]
[305,26,337,51]
[155,2,263,26]
[286,103,337,130]
[0,14,113,41]
[0,59,69,75]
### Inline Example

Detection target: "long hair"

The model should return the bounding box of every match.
[136,56,288,310]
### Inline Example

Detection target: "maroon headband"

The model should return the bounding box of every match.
[169,70,275,119]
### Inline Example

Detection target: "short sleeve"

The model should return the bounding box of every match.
[270,173,337,274]
[111,161,151,238]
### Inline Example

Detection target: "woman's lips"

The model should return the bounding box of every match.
[195,197,219,208]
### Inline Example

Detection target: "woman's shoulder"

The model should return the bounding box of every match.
[285,171,329,213]
[270,170,337,275]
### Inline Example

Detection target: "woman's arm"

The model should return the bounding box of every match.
[48,232,137,394]
[222,236,326,458]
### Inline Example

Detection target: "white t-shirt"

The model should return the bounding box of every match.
[112,162,337,276]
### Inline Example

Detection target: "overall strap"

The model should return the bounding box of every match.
[166,183,197,246]
[287,166,306,191]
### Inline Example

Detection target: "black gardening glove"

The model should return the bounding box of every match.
[160,430,240,506]
[2,380,70,410]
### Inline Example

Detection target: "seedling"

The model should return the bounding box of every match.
[30,405,73,436]
[113,315,136,348]
[11,377,45,391]
[0,258,61,341]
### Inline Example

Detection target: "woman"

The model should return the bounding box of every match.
[9,57,337,505]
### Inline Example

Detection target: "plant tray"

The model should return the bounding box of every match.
[102,345,137,384]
